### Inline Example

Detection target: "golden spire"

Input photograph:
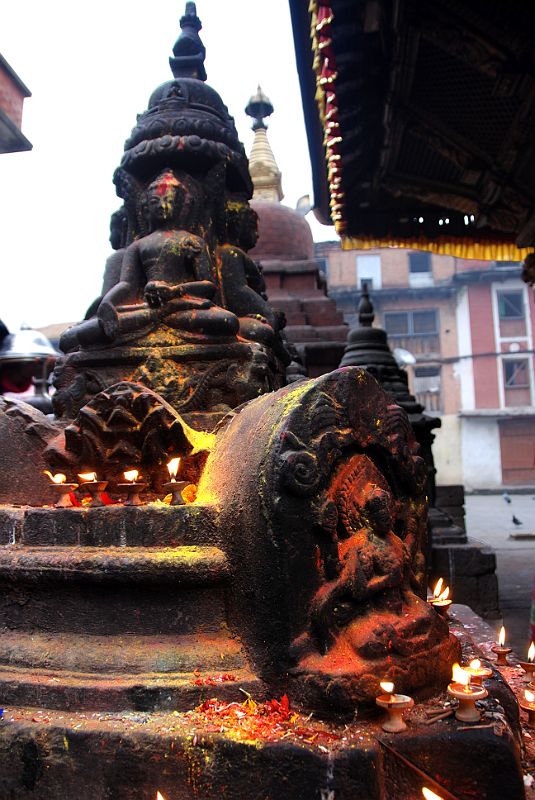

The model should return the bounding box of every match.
[245,86,283,203]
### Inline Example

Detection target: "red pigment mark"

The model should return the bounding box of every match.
[69,492,81,507]
[193,673,236,686]
[191,694,343,747]
[315,545,323,573]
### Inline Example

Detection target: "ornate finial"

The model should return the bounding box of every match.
[245,86,274,131]
[169,2,207,81]
[358,284,375,327]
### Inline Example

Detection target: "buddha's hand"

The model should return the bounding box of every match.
[144,281,176,308]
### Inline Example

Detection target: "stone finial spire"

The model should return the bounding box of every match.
[245,87,283,203]
[358,283,375,327]
[169,2,207,81]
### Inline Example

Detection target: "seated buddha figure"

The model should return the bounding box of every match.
[217,200,289,364]
[60,170,239,352]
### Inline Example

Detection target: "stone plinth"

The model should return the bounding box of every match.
[0,605,524,799]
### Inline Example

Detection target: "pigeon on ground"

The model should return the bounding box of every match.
[503,492,512,504]
[512,515,523,526]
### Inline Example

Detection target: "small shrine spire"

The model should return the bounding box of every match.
[358,284,375,327]
[245,87,283,203]
[169,2,207,82]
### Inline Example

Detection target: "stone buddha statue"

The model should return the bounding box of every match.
[60,169,239,352]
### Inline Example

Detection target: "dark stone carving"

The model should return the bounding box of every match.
[199,368,460,712]
[53,10,289,422]
[46,382,207,473]
[0,398,60,506]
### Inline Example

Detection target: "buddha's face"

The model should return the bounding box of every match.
[147,171,181,224]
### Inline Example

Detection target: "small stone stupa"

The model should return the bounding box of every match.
[245,88,348,377]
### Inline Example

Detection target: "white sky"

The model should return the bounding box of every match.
[0,0,335,331]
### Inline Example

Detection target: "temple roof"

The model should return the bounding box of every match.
[289,0,535,260]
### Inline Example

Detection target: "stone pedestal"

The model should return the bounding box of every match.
[0,604,524,799]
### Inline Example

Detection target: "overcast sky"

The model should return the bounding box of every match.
[0,0,335,331]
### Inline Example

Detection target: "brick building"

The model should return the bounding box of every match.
[317,242,535,490]
[0,53,31,154]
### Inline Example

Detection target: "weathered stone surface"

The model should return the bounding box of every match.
[199,367,460,712]
[8,504,218,547]
[0,398,60,506]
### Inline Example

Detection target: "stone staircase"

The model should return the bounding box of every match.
[0,505,260,711]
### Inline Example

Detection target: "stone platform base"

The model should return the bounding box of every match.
[0,607,525,800]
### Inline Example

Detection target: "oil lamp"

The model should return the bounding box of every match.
[78,471,108,507]
[465,658,493,686]
[375,680,414,733]
[447,663,487,722]
[163,457,187,505]
[520,689,535,727]
[118,469,147,506]
[429,578,452,617]
[491,626,511,666]
[44,471,78,508]
[519,642,535,683]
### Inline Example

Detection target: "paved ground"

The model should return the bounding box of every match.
[465,492,535,657]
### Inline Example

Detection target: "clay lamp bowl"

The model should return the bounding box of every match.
[520,689,535,728]
[118,470,147,507]
[447,664,488,722]
[491,626,512,666]
[78,472,108,507]
[163,457,187,506]
[465,658,493,687]
[44,471,78,508]
[519,643,535,683]
[376,681,414,733]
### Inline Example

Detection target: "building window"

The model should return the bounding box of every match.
[497,291,524,320]
[409,252,432,273]
[384,309,439,355]
[408,251,433,287]
[503,358,532,407]
[496,289,526,338]
[356,254,382,289]
[413,365,441,412]
[384,309,438,336]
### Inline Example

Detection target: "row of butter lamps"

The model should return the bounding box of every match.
[45,458,187,507]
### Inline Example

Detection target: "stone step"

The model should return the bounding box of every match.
[0,663,261,711]
[0,545,228,585]
[0,630,244,674]
[0,545,230,637]
[0,504,219,548]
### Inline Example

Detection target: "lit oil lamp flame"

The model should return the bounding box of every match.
[43,470,66,485]
[436,586,450,602]
[525,689,535,705]
[469,658,481,671]
[380,681,394,696]
[528,642,535,662]
[167,457,180,481]
[156,793,167,800]
[78,472,97,482]
[422,788,444,800]
[124,469,139,483]
[498,626,506,647]
[433,578,443,598]
[452,662,470,691]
